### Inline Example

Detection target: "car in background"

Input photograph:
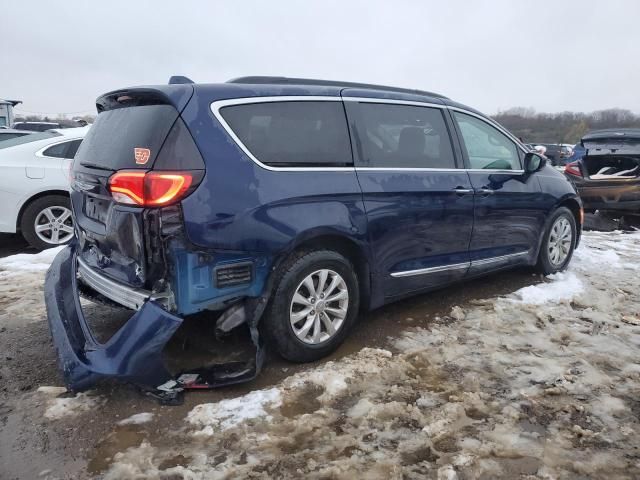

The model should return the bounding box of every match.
[0,128,32,142]
[0,127,88,249]
[13,121,63,132]
[564,143,586,164]
[565,129,640,212]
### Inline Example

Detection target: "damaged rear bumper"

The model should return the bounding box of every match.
[44,245,264,396]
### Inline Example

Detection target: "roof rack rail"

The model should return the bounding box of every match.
[227,76,447,99]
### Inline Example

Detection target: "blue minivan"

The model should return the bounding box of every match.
[45,77,582,393]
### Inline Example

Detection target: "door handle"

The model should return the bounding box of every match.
[453,186,474,195]
[476,188,495,195]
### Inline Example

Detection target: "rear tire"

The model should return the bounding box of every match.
[263,250,360,362]
[536,207,577,275]
[20,195,74,250]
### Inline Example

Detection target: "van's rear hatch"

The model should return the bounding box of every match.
[582,129,640,181]
[71,87,204,291]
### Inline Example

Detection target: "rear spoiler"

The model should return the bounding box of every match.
[96,85,194,113]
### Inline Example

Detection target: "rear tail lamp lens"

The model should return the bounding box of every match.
[108,170,197,206]
[564,161,583,177]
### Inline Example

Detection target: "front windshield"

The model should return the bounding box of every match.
[0,131,62,149]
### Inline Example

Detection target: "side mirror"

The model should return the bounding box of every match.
[524,152,545,173]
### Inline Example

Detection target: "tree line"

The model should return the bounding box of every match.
[15,109,640,146]
[14,114,96,128]
[492,108,640,145]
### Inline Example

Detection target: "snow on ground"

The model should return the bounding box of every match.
[37,388,105,420]
[188,388,282,435]
[101,230,640,479]
[117,412,155,426]
[0,246,63,326]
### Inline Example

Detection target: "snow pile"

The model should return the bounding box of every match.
[0,246,63,326]
[0,246,63,275]
[187,388,282,435]
[39,390,105,420]
[512,271,583,304]
[117,412,154,426]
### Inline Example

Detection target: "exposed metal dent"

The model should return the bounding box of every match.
[77,256,175,311]
[45,245,267,401]
[45,245,183,392]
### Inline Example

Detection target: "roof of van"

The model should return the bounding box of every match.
[227,76,448,99]
[96,78,487,121]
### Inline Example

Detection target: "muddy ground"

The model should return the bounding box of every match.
[0,259,535,479]
[0,219,639,479]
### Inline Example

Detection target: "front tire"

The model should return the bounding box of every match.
[263,250,360,362]
[536,207,577,274]
[20,195,74,250]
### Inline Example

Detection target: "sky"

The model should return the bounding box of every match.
[2,0,640,117]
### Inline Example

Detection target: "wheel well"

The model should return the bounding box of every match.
[558,198,583,243]
[291,235,371,311]
[16,190,70,230]
[559,198,581,226]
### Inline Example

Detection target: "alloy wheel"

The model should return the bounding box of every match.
[547,217,573,266]
[34,206,74,245]
[289,269,349,345]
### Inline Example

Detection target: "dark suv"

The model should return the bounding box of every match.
[45,76,582,393]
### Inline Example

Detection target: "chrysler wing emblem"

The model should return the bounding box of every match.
[134,147,151,165]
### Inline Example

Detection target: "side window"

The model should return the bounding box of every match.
[454,112,521,170]
[220,101,352,167]
[42,141,69,158]
[350,102,456,168]
[65,139,82,159]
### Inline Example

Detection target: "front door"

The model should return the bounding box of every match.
[343,97,474,300]
[451,110,546,274]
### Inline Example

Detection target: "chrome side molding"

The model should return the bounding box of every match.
[390,251,529,278]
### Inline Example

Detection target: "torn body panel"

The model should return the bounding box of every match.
[45,245,183,391]
[45,244,266,397]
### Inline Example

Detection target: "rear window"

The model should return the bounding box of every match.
[0,131,61,149]
[0,132,27,141]
[75,105,178,170]
[220,101,352,167]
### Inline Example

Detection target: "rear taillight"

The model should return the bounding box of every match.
[108,170,198,206]
[564,161,583,177]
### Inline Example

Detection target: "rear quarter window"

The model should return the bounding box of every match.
[219,101,352,167]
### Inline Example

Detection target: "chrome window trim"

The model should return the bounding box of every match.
[355,167,524,173]
[466,168,525,174]
[390,251,529,278]
[356,167,460,172]
[210,96,528,174]
[210,96,354,172]
[341,96,445,109]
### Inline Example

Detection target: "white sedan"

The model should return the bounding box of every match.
[0,127,89,249]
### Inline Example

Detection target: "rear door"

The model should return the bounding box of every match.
[343,97,474,299]
[451,110,545,273]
